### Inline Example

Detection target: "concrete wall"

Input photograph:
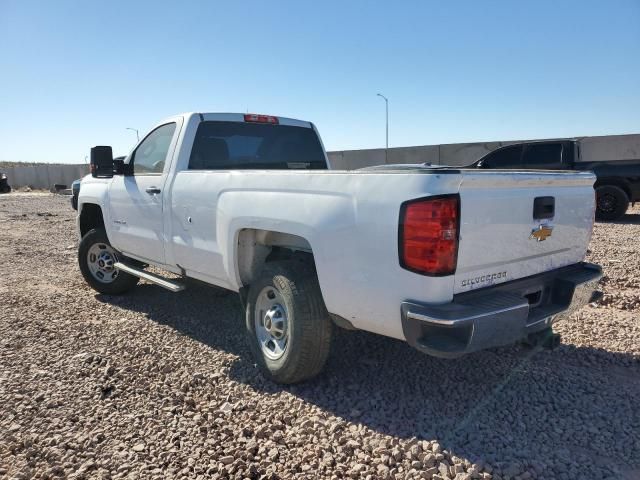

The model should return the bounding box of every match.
[328,133,640,170]
[3,164,88,190]
[579,134,640,163]
[327,140,517,169]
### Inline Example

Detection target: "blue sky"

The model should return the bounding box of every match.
[1,0,638,163]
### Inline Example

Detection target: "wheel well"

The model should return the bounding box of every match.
[79,203,105,238]
[236,229,315,287]
[594,179,631,199]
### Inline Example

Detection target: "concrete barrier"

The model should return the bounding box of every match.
[3,164,88,190]
[328,140,520,169]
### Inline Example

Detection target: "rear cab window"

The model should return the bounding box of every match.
[188,121,327,170]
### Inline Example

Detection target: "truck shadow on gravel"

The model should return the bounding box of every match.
[601,212,640,225]
[98,282,640,476]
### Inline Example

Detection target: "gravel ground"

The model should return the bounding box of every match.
[0,193,638,480]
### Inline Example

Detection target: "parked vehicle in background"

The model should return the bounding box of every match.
[470,138,640,221]
[76,112,602,383]
[71,157,124,210]
[0,172,11,193]
[70,179,81,210]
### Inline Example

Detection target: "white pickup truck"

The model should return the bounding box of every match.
[77,112,602,383]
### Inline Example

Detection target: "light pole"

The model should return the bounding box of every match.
[376,93,389,148]
[126,127,140,142]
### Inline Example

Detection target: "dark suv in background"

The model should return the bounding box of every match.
[471,140,640,221]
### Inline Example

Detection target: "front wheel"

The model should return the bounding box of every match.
[78,228,139,294]
[595,185,629,221]
[245,260,332,384]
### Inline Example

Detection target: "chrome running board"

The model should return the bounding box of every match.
[114,262,185,292]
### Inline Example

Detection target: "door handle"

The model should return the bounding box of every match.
[146,187,161,195]
[533,196,554,219]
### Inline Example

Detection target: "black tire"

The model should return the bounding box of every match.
[78,228,139,294]
[595,185,629,221]
[245,260,332,384]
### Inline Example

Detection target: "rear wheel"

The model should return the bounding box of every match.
[245,260,332,384]
[78,228,139,294]
[595,185,628,221]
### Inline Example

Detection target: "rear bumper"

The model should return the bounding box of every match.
[401,262,602,358]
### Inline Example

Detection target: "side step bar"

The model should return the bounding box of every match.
[114,262,185,293]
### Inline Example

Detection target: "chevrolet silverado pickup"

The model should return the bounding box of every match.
[77,112,602,383]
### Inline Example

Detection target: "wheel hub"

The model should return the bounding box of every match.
[255,288,289,360]
[264,305,286,339]
[87,243,120,284]
[598,194,615,212]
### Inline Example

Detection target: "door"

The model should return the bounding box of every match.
[108,122,178,264]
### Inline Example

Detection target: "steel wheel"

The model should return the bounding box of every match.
[86,243,120,284]
[254,286,289,360]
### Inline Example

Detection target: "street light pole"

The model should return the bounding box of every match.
[126,127,140,142]
[376,93,389,148]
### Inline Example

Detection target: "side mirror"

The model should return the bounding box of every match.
[90,146,114,178]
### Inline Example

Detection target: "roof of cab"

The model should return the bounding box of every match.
[189,112,313,128]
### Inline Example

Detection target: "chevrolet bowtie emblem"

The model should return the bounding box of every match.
[530,224,553,242]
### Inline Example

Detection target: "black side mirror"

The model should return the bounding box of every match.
[90,146,114,178]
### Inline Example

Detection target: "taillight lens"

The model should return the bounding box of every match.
[399,195,460,276]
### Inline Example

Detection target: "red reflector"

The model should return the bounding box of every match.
[399,195,459,275]
[244,113,279,124]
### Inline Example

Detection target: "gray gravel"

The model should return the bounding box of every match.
[0,193,638,480]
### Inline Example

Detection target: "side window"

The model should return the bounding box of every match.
[131,123,177,175]
[481,145,523,168]
[523,143,563,169]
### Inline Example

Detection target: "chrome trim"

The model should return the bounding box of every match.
[114,262,185,292]
[406,301,529,326]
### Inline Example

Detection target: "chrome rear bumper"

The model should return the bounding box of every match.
[401,262,602,358]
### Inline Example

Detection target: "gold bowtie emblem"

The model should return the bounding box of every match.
[530,224,553,242]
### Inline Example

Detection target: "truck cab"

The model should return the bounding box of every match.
[473,140,576,170]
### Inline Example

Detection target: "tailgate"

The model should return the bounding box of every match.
[454,170,596,294]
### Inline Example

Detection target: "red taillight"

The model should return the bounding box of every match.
[399,195,459,276]
[244,113,279,124]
